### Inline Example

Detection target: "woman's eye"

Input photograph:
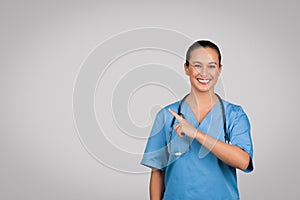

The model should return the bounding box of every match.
[194,64,201,68]
[208,65,216,68]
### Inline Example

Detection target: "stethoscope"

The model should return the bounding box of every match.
[169,93,230,145]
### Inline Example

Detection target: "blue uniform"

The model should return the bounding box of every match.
[141,98,254,200]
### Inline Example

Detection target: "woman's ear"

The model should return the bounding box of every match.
[218,64,223,75]
[184,63,190,76]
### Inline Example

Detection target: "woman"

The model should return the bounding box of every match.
[141,40,253,200]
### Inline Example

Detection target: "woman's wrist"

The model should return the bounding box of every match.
[195,129,206,144]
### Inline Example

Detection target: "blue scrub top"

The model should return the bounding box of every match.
[141,98,254,200]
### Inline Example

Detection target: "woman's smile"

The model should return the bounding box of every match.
[196,78,211,84]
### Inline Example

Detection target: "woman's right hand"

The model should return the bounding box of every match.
[168,108,198,139]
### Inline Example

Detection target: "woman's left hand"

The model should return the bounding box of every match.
[168,108,198,139]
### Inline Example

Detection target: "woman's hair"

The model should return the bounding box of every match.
[185,40,222,66]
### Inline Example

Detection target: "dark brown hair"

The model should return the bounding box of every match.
[185,40,221,66]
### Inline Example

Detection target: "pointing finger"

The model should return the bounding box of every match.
[168,108,183,122]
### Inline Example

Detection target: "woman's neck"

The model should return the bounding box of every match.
[188,89,218,109]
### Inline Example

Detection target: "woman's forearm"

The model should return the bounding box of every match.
[150,169,165,200]
[195,130,250,170]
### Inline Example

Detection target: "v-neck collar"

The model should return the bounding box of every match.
[181,99,221,129]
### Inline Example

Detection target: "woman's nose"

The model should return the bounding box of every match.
[198,67,208,77]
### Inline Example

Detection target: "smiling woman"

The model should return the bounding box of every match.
[141,40,254,200]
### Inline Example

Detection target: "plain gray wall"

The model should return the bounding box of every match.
[1,0,299,199]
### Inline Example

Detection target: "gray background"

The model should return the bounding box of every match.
[1,0,299,199]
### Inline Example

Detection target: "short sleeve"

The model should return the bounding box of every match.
[230,106,254,173]
[140,109,169,170]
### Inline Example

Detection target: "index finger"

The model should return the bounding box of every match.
[168,108,183,122]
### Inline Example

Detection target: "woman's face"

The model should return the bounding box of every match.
[184,47,222,93]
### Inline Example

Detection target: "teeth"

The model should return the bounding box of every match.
[197,79,210,83]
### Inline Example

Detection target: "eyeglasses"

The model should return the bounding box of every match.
[167,113,191,156]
